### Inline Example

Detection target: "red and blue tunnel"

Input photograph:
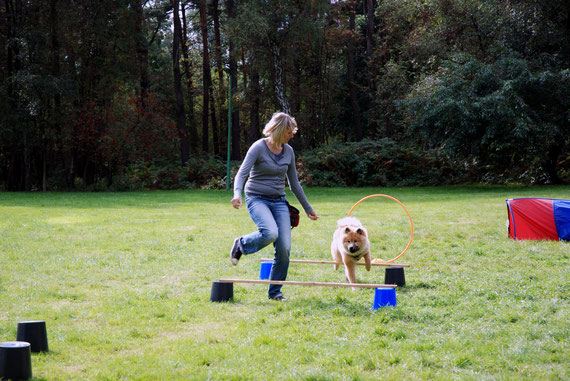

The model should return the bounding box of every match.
[506,198,570,241]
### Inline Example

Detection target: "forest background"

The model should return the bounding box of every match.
[1,0,569,191]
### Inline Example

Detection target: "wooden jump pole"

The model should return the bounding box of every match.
[260,258,411,268]
[219,279,397,289]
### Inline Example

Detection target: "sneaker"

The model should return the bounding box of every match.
[270,295,287,301]
[230,237,242,265]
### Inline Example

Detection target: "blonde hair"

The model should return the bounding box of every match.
[262,112,298,144]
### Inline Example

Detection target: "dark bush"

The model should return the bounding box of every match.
[297,139,468,187]
[102,156,242,191]
[55,139,565,191]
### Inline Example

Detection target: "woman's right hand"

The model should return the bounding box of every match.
[231,197,243,209]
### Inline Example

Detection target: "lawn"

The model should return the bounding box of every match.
[0,186,568,380]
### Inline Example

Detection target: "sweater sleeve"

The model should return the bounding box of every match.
[233,142,260,199]
[286,147,313,213]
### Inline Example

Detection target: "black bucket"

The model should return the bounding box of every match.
[0,341,32,380]
[17,321,49,353]
[210,281,234,302]
[385,267,406,287]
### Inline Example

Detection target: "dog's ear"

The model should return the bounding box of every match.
[344,227,351,234]
[356,228,366,236]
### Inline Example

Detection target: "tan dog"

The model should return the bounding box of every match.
[331,217,371,285]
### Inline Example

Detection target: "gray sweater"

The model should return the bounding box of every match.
[233,139,313,213]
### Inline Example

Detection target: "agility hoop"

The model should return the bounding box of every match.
[347,194,414,264]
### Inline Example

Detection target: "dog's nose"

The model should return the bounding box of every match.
[349,246,359,253]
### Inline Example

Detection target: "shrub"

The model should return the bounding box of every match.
[297,139,467,187]
[402,54,570,184]
[102,156,241,191]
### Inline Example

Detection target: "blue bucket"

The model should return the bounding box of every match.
[259,262,273,280]
[373,288,397,309]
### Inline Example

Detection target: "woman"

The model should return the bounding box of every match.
[230,112,319,301]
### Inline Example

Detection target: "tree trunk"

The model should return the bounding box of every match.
[365,0,378,138]
[23,132,31,191]
[292,57,301,115]
[5,0,23,190]
[384,112,393,138]
[366,0,374,57]
[200,1,220,156]
[47,0,61,191]
[211,0,225,92]
[229,39,241,159]
[210,87,219,156]
[46,1,54,192]
[181,2,199,151]
[348,1,361,140]
[269,39,291,114]
[133,0,150,103]
[211,0,226,151]
[248,55,261,147]
[172,0,190,164]
[241,50,250,144]
[42,147,47,192]
[242,50,247,94]
[198,0,211,153]
[226,0,241,159]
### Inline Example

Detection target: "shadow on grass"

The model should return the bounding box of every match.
[265,295,377,317]
[4,185,568,209]
[398,282,438,293]
[0,190,231,208]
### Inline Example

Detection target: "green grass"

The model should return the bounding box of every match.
[1,186,568,380]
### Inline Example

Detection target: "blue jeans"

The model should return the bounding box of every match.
[239,195,291,299]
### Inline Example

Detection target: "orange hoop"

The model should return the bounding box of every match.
[347,194,414,264]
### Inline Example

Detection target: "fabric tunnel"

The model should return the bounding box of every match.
[506,198,570,241]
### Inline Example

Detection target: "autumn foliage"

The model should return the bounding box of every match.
[71,93,177,168]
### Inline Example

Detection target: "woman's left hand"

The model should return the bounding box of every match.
[307,210,319,220]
